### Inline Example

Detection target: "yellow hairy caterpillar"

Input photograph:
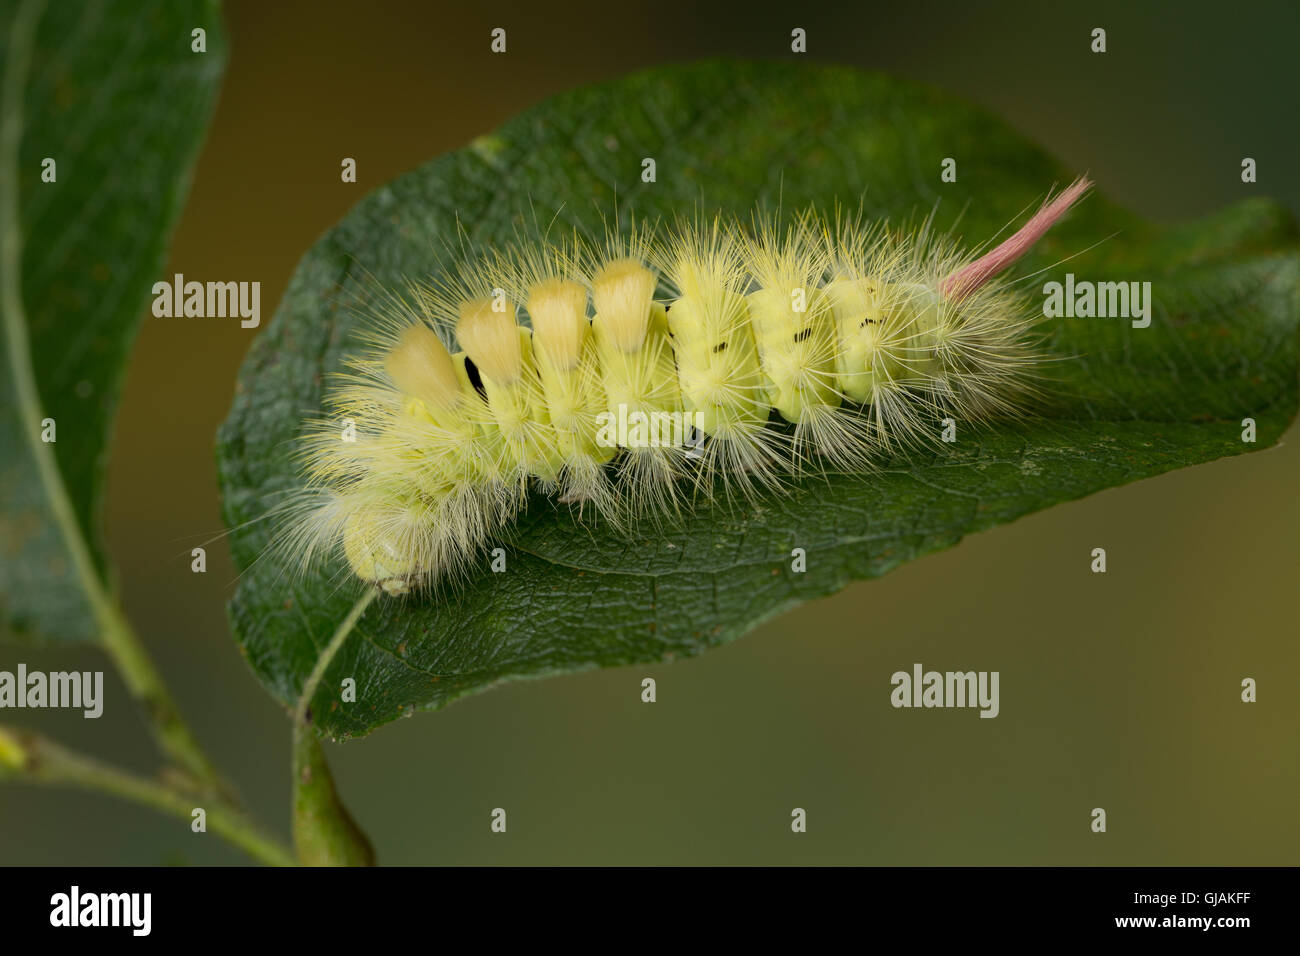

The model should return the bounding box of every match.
[281,178,1091,596]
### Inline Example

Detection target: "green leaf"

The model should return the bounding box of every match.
[217,60,1299,739]
[1,0,225,642]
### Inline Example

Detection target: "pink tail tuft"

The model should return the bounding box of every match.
[941,176,1092,300]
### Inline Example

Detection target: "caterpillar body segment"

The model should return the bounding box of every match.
[497,241,618,518]
[458,298,568,487]
[656,219,783,501]
[586,256,690,520]
[743,218,868,474]
[280,179,1091,594]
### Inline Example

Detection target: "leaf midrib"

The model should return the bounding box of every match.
[0,0,114,642]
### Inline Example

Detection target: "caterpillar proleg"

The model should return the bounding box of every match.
[283,177,1091,596]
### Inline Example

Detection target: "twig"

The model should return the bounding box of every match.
[0,725,295,867]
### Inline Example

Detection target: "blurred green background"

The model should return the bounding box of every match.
[2,0,1297,864]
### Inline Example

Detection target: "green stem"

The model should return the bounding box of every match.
[292,725,376,866]
[0,725,295,867]
[0,0,221,794]
[291,589,379,865]
[101,601,224,791]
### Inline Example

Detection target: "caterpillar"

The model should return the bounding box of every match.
[279,177,1091,596]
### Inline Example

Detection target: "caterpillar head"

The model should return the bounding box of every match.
[341,505,429,596]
